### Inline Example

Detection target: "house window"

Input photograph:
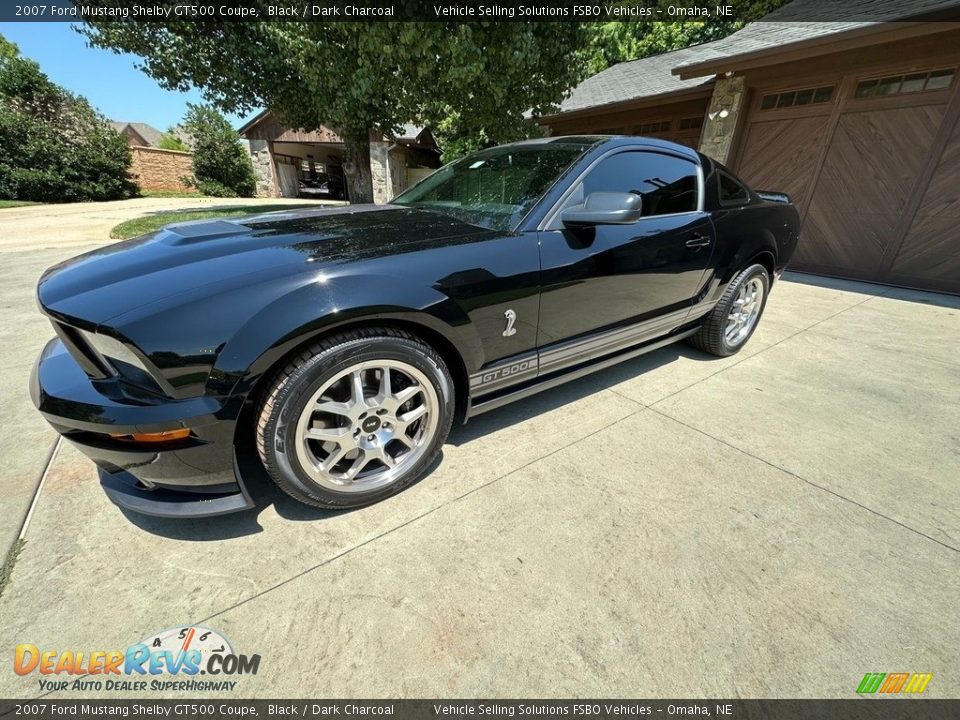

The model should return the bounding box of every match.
[679,116,704,130]
[760,85,835,110]
[634,120,672,134]
[855,67,955,98]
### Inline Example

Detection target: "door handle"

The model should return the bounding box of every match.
[685,233,711,248]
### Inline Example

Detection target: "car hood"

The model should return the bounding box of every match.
[38,204,495,327]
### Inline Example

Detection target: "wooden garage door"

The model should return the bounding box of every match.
[801,104,945,278]
[885,114,960,294]
[736,114,830,210]
[734,68,960,293]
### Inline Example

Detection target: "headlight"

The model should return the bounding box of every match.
[78,330,150,374]
[77,329,167,395]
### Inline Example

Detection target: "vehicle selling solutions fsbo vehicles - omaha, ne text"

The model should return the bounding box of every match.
[31,137,799,518]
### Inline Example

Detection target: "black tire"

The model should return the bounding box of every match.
[256,327,454,509]
[687,263,770,357]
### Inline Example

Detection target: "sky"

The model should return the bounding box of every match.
[0,22,260,131]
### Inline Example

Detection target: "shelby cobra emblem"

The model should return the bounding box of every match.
[502,309,518,337]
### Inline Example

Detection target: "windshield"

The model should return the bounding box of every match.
[392,143,590,232]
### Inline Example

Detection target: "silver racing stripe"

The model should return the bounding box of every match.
[469,301,717,395]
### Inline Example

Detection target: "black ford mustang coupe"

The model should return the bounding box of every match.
[31,137,799,518]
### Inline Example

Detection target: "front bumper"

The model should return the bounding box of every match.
[30,338,254,518]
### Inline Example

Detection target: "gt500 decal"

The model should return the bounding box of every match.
[471,357,538,390]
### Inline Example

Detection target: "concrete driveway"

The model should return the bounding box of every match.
[0,201,957,699]
[0,197,327,556]
[0,196,315,252]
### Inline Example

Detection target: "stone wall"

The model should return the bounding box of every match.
[129,146,195,192]
[249,139,278,197]
[698,75,747,164]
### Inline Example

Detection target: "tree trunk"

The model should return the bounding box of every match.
[340,133,373,204]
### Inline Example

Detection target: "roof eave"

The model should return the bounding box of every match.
[673,21,956,79]
[237,109,271,136]
[538,83,714,124]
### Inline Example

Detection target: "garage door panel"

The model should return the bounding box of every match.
[887,111,960,293]
[796,104,946,281]
[736,116,828,208]
[890,216,960,282]
[797,207,893,273]
[910,121,960,219]
[811,106,943,216]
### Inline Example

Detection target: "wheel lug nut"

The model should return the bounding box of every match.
[367,435,375,441]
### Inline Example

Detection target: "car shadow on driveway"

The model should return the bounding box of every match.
[784,270,960,310]
[118,342,719,541]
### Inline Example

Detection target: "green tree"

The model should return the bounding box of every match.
[81,15,586,202]
[0,34,135,202]
[182,104,256,197]
[157,127,189,152]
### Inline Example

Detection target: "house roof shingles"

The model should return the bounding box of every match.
[675,0,960,76]
[555,40,725,115]
[551,0,960,116]
[110,121,165,147]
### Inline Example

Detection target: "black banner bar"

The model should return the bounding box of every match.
[3,0,960,23]
[1,699,959,720]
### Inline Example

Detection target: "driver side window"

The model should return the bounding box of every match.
[566,151,699,219]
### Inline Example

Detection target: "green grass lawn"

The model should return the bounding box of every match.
[109,204,316,240]
[0,200,41,209]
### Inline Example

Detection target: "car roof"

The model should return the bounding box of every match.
[504,135,702,163]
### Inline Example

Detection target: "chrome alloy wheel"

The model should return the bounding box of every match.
[294,360,439,492]
[725,276,765,346]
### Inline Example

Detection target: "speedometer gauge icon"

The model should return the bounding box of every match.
[141,625,233,671]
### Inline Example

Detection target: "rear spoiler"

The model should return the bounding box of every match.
[756,190,792,204]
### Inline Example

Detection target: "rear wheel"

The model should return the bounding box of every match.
[687,263,769,357]
[256,328,454,508]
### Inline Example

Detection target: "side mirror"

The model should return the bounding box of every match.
[561,192,643,227]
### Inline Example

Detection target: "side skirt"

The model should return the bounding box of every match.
[466,325,699,419]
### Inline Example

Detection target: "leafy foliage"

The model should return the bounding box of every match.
[182,104,256,198]
[157,127,189,152]
[0,34,135,202]
[81,16,586,202]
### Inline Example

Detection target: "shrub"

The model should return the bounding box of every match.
[193,179,237,197]
[0,35,136,202]
[157,129,189,152]
[183,104,255,198]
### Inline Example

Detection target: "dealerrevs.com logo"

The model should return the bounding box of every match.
[14,625,260,693]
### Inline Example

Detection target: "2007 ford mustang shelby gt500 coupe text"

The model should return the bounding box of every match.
[32,137,798,517]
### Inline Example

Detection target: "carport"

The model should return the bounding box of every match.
[239,111,442,203]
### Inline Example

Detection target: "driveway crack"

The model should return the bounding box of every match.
[197,405,647,625]
[649,406,960,555]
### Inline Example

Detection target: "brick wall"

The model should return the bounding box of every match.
[129,146,196,192]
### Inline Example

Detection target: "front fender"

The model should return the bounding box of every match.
[211,271,480,402]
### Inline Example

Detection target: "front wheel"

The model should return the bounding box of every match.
[687,263,770,357]
[256,328,454,509]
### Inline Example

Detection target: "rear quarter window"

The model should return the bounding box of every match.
[718,171,750,206]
